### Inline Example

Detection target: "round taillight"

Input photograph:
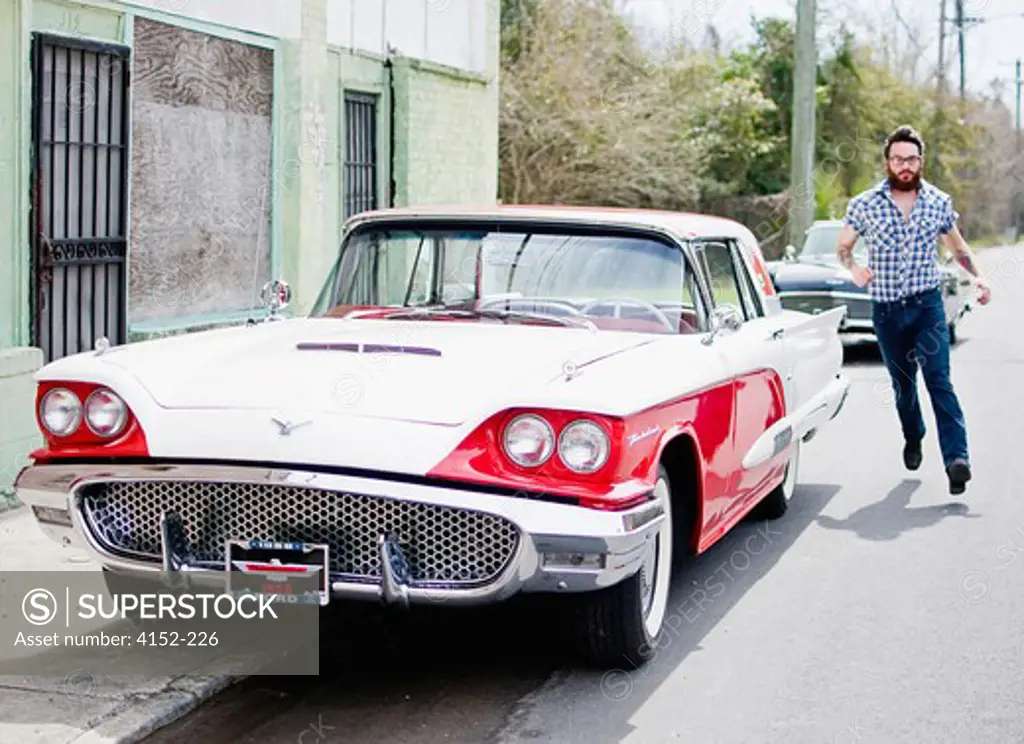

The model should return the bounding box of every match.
[85,388,128,437]
[39,388,83,437]
[558,420,611,473]
[503,414,556,467]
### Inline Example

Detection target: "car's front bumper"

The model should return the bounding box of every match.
[14,462,664,608]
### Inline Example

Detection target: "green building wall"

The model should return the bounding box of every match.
[392,57,500,208]
[0,0,500,499]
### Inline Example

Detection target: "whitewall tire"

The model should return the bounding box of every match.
[756,438,800,520]
[570,465,675,669]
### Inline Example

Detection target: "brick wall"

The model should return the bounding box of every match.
[392,58,498,207]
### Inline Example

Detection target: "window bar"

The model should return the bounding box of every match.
[357,98,364,215]
[77,48,86,354]
[365,102,370,213]
[62,45,72,361]
[359,98,365,214]
[117,50,129,344]
[48,43,57,363]
[91,52,101,352]
[105,52,114,341]
[365,101,372,212]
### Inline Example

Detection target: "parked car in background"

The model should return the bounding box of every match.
[765,220,972,344]
[15,205,851,669]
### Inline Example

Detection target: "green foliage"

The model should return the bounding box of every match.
[498,0,1020,239]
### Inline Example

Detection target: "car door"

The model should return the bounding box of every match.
[696,239,790,524]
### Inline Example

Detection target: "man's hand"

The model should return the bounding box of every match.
[851,265,874,287]
[940,225,990,305]
[975,276,992,305]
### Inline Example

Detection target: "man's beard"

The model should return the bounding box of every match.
[888,167,921,192]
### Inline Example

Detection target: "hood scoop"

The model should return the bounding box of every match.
[296,341,442,357]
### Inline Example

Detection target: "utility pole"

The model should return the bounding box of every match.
[938,0,947,97]
[788,0,816,249]
[934,0,947,181]
[956,0,966,100]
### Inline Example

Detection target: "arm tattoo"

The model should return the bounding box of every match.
[957,253,977,276]
[838,244,854,269]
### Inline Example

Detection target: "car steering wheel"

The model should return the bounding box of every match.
[479,298,588,318]
[580,298,676,333]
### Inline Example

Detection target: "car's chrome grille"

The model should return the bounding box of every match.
[780,294,872,320]
[78,480,521,586]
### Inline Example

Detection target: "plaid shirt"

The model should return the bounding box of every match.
[842,178,959,302]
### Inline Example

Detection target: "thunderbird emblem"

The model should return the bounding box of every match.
[271,417,312,436]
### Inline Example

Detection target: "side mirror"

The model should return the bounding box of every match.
[784,244,798,262]
[702,304,743,345]
[260,279,292,321]
[713,304,743,331]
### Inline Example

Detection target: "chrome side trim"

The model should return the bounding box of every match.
[741,373,850,470]
[777,290,870,302]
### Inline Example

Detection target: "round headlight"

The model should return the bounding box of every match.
[558,420,610,473]
[85,388,128,437]
[40,388,83,437]
[503,414,556,467]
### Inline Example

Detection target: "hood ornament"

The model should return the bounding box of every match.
[271,417,311,436]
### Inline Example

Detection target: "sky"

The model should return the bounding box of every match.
[616,0,1024,113]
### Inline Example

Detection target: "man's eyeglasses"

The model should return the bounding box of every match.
[889,155,921,167]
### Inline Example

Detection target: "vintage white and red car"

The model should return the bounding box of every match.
[16,205,850,668]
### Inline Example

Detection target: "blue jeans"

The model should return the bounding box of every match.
[871,287,969,467]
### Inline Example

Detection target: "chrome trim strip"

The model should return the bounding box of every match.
[778,290,870,302]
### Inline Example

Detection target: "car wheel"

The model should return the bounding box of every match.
[569,465,674,669]
[754,438,800,520]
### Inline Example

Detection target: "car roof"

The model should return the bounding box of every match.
[347,203,760,244]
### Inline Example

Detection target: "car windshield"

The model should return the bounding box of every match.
[309,223,705,334]
[800,225,868,265]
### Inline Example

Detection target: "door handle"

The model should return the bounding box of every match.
[769,328,785,341]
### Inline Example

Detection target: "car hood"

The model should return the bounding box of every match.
[90,317,659,425]
[773,260,864,294]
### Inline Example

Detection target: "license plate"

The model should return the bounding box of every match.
[225,539,330,606]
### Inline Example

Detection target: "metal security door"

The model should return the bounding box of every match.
[343,92,378,220]
[30,34,130,363]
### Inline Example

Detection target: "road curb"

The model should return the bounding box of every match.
[69,676,243,743]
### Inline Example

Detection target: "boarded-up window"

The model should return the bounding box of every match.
[128,18,273,323]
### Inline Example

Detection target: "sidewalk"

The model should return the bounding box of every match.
[0,506,238,743]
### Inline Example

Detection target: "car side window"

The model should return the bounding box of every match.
[729,241,764,320]
[700,240,747,319]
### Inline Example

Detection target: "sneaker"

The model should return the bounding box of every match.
[947,459,972,495]
[903,439,922,470]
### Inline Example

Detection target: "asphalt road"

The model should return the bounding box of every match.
[142,244,1024,744]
